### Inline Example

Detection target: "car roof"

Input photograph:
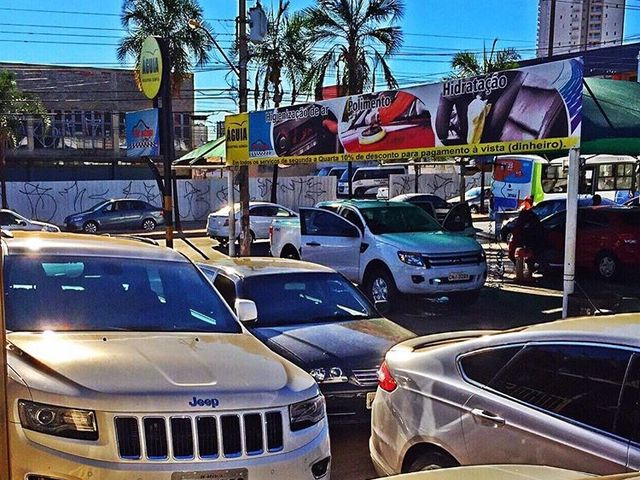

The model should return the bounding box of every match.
[333,199,417,209]
[505,313,640,348]
[2,231,188,262]
[197,256,335,279]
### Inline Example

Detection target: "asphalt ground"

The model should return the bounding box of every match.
[146,227,640,480]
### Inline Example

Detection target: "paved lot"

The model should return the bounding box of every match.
[165,233,639,479]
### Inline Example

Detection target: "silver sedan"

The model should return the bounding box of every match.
[371,314,640,476]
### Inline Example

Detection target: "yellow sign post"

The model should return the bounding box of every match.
[139,36,163,100]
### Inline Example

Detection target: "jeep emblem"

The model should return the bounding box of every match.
[188,396,220,408]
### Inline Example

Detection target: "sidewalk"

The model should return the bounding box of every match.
[143,221,207,240]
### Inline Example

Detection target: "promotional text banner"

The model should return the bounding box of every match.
[126,108,160,157]
[226,58,583,165]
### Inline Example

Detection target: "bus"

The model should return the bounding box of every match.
[492,154,639,211]
[542,154,639,204]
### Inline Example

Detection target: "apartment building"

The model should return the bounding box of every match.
[537,0,625,57]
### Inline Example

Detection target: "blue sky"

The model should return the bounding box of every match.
[1,0,640,125]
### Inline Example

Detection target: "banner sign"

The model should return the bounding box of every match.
[226,58,583,165]
[126,109,160,157]
[225,112,249,164]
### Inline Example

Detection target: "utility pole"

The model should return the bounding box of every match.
[238,0,251,256]
[547,0,557,57]
[159,37,175,248]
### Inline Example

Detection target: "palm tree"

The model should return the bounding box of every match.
[255,3,309,199]
[117,0,213,91]
[250,1,311,202]
[0,70,47,208]
[450,39,520,78]
[302,0,404,97]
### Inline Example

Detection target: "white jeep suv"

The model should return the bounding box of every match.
[3,231,330,480]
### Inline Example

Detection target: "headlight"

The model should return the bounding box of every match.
[397,251,425,267]
[18,400,98,440]
[309,367,348,384]
[289,395,326,432]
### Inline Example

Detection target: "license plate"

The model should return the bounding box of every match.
[171,469,248,480]
[366,391,376,409]
[448,272,470,282]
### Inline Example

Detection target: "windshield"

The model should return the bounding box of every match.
[88,200,110,212]
[359,205,442,234]
[241,272,376,327]
[338,169,350,181]
[5,255,240,333]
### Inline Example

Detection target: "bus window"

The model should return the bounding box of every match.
[597,163,635,191]
[541,164,567,194]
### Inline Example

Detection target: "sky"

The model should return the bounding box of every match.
[2,0,640,126]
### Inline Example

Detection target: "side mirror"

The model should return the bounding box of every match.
[235,298,258,325]
[375,300,391,316]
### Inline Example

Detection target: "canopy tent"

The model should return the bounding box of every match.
[582,78,640,155]
[174,136,226,165]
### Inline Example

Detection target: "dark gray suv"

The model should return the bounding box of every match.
[64,199,164,233]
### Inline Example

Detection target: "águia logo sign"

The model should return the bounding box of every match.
[139,36,163,99]
[225,113,249,164]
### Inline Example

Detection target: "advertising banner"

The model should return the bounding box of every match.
[226,58,583,166]
[225,113,249,164]
[126,108,160,157]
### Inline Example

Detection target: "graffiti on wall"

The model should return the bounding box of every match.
[7,176,336,225]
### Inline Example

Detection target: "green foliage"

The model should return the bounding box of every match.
[117,0,213,91]
[449,39,521,79]
[250,1,311,109]
[302,0,404,96]
[0,70,48,148]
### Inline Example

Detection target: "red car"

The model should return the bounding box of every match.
[509,206,640,279]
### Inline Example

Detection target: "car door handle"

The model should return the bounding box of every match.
[471,408,505,426]
[306,241,321,247]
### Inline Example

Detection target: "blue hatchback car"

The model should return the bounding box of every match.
[64,199,164,233]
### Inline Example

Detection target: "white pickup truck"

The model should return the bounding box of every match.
[270,200,487,307]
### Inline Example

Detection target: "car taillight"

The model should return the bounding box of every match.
[377,361,397,392]
[269,225,273,240]
[159,210,164,217]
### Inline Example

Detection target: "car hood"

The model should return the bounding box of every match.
[253,318,415,369]
[377,231,482,254]
[8,331,317,411]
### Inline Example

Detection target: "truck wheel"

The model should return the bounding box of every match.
[407,451,459,472]
[364,267,398,309]
[354,187,366,199]
[280,245,300,260]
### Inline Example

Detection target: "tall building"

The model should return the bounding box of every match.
[536,0,625,57]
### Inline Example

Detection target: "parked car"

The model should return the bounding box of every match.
[63,198,164,233]
[198,257,414,423]
[499,195,617,241]
[0,209,59,232]
[270,200,486,308]
[3,230,330,479]
[507,206,640,279]
[390,193,451,222]
[207,201,297,244]
[375,465,598,480]
[447,186,491,213]
[370,314,640,476]
[337,166,406,198]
